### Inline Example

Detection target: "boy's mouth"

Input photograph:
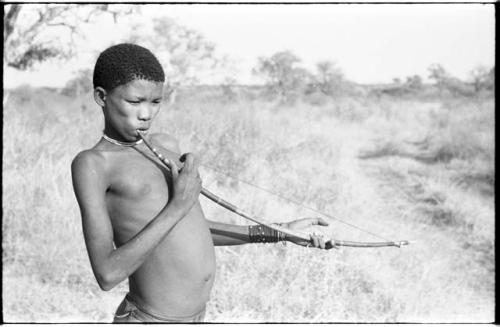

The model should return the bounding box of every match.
[136,129,149,138]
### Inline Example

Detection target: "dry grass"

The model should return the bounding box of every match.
[2,85,494,322]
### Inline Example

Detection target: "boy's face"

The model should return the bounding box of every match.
[98,79,164,142]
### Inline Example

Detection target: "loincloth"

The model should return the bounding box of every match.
[113,293,206,323]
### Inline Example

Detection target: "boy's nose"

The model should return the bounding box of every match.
[138,106,152,121]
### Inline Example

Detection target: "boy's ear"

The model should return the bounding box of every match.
[94,87,107,107]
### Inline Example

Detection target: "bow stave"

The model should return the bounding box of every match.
[137,131,409,249]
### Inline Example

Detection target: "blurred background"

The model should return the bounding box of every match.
[2,3,495,323]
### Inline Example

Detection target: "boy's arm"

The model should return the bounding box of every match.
[71,150,201,291]
[206,210,331,248]
[206,217,251,245]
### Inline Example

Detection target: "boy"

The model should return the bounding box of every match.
[71,43,331,323]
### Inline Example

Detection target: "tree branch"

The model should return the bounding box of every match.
[4,4,22,42]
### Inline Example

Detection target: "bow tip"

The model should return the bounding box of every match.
[396,240,410,247]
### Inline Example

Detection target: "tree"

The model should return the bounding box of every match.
[486,66,495,91]
[427,63,449,90]
[126,17,226,90]
[3,4,135,70]
[61,69,93,97]
[405,75,423,90]
[427,63,470,95]
[469,65,494,93]
[4,5,22,44]
[314,60,344,95]
[253,50,311,99]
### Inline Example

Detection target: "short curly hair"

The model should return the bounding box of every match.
[93,43,165,91]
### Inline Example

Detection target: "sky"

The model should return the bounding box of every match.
[3,3,495,87]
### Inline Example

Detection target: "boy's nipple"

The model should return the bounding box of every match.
[203,272,213,282]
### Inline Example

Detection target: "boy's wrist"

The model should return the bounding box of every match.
[277,223,288,243]
[248,224,287,243]
[162,202,185,221]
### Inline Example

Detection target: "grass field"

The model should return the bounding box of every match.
[2,85,494,322]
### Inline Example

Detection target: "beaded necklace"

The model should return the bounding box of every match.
[102,133,143,147]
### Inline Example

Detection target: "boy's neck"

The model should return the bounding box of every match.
[102,133,143,147]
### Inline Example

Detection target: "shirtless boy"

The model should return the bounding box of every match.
[71,43,331,323]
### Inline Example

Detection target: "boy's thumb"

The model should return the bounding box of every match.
[165,158,179,179]
[315,218,329,226]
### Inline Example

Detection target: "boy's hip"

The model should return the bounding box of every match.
[113,293,206,323]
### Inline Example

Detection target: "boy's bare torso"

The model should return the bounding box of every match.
[93,134,215,316]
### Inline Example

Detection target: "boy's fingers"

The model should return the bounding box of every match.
[180,153,194,173]
[192,155,201,172]
[166,159,179,179]
[319,236,326,249]
[311,217,329,226]
[182,153,202,180]
[311,234,319,248]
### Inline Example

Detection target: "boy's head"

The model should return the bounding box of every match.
[93,44,165,142]
[93,43,165,91]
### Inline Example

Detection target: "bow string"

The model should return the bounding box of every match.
[137,132,409,249]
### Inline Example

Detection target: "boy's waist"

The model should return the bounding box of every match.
[126,292,207,321]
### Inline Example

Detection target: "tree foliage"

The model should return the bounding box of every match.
[378,74,424,97]
[427,63,476,96]
[61,69,93,97]
[427,63,450,90]
[253,50,312,99]
[3,4,135,70]
[126,17,225,89]
[313,60,344,95]
[405,75,423,90]
[469,65,495,92]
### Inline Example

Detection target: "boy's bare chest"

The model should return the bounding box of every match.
[106,151,171,201]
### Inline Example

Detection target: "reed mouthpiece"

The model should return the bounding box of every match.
[137,130,147,136]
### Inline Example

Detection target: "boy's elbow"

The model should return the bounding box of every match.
[98,279,115,291]
[92,254,129,291]
[96,269,122,291]
[99,283,113,292]
[96,274,115,291]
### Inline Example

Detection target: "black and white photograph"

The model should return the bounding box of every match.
[2,2,495,323]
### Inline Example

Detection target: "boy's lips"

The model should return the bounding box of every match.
[136,129,149,136]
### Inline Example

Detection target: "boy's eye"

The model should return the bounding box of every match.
[127,100,140,104]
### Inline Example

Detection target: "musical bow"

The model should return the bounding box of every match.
[137,131,409,249]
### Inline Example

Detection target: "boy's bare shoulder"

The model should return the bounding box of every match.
[71,148,107,176]
[150,133,181,153]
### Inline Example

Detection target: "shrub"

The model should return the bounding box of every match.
[61,69,93,97]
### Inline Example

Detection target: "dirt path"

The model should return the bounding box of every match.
[329,126,415,242]
[330,124,494,322]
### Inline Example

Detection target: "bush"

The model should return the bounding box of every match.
[61,69,93,97]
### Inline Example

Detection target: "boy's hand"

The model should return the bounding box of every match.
[281,218,335,250]
[164,153,202,216]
